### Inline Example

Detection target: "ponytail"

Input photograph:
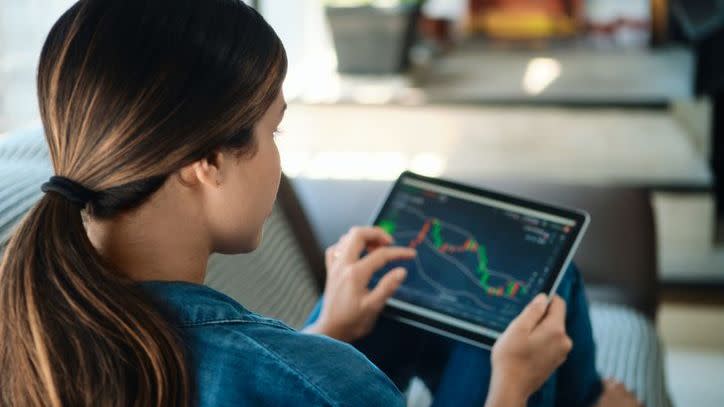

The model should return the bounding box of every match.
[0,193,190,406]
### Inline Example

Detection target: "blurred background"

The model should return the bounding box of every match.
[1,0,722,405]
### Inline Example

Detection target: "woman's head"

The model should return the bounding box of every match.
[39,0,287,251]
[0,0,286,405]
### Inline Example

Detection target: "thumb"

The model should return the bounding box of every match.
[508,293,548,333]
[365,267,406,312]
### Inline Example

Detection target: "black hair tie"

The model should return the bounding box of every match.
[41,176,97,208]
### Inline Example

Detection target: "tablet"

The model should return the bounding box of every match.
[368,171,590,349]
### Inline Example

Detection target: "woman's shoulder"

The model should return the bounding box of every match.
[188,322,404,406]
[139,281,404,406]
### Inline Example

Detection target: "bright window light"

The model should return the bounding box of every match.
[409,153,446,177]
[280,151,311,177]
[281,151,448,180]
[301,151,408,180]
[522,57,561,95]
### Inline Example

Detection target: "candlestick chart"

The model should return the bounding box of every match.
[370,184,572,332]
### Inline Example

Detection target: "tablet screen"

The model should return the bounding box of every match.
[370,175,582,335]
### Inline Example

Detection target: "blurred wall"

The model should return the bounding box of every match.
[0,0,75,132]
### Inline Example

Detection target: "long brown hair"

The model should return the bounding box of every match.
[0,0,286,405]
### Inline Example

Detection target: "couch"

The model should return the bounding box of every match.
[0,127,672,406]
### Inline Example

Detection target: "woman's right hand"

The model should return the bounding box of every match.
[485,294,573,407]
[304,226,416,343]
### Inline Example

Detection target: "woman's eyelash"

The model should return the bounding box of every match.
[273,127,284,137]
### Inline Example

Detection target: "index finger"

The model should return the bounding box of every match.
[338,226,394,263]
[354,246,417,280]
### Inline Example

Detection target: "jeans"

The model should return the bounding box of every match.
[304,264,603,407]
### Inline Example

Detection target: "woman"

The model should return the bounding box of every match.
[0,1,638,406]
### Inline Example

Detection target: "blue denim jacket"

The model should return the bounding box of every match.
[139,281,404,406]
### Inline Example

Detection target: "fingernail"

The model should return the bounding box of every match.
[396,268,407,280]
[533,294,547,305]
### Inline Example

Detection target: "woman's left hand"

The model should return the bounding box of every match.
[304,226,416,343]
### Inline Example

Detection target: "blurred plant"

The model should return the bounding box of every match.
[325,0,422,7]
[324,0,422,73]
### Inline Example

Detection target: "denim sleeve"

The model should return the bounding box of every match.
[183,321,405,407]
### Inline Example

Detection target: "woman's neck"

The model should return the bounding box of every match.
[85,182,211,284]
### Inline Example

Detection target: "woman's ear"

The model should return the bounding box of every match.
[176,150,225,188]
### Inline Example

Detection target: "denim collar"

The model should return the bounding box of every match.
[137,280,290,331]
